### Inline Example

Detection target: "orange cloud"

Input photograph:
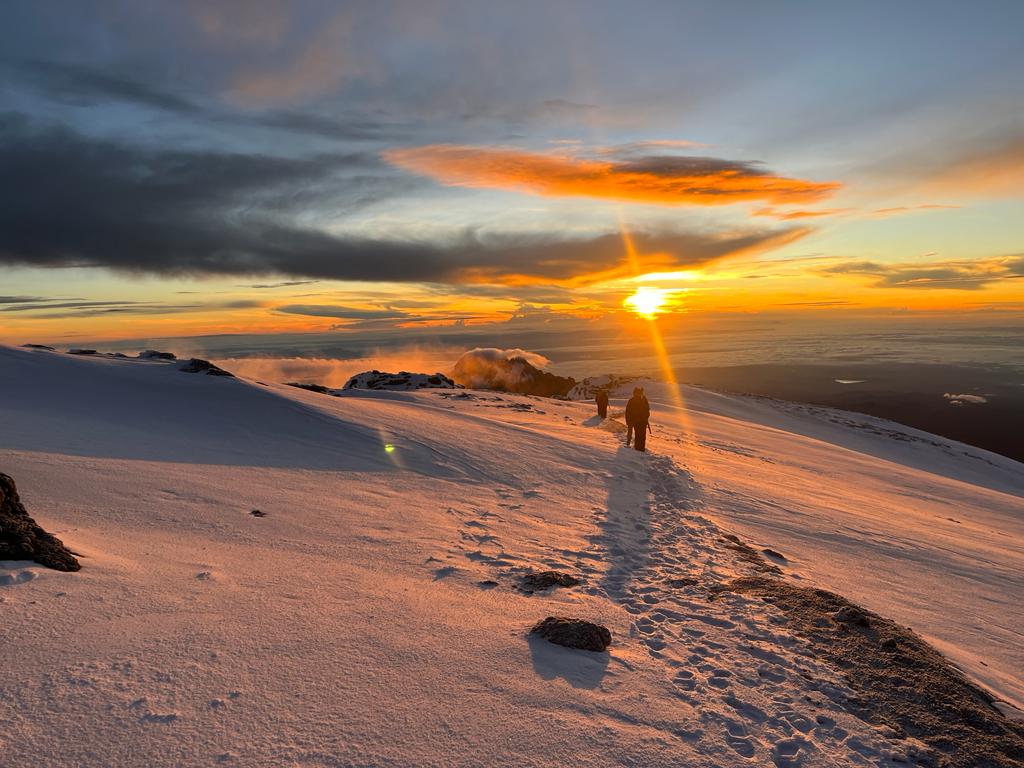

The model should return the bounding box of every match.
[384,145,840,206]
[753,207,851,220]
[869,204,960,217]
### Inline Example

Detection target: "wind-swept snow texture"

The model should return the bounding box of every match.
[1,344,1022,767]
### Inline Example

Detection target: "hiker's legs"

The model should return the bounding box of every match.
[634,423,647,451]
[626,424,633,445]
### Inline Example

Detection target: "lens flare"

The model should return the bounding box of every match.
[625,287,672,318]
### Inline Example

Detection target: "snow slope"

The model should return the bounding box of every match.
[1,344,1021,767]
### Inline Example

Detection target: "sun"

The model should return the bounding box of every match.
[624,286,673,318]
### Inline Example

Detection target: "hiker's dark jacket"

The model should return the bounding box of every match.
[625,395,650,425]
[595,391,609,408]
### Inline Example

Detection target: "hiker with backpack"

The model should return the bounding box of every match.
[624,387,651,451]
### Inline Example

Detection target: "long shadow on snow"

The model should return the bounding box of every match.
[596,444,655,599]
[597,443,700,599]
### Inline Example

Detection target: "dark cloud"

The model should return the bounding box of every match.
[240,280,321,289]
[275,305,408,320]
[0,116,805,284]
[0,300,144,312]
[4,59,406,142]
[820,257,1024,290]
[13,59,203,113]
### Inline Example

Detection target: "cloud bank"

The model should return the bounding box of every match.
[0,116,805,285]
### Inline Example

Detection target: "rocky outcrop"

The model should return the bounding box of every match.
[518,571,580,594]
[286,382,336,395]
[451,353,575,398]
[139,350,177,360]
[530,616,611,652]
[0,473,80,571]
[343,371,458,391]
[179,359,234,377]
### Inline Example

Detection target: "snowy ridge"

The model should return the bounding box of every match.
[1,343,1022,767]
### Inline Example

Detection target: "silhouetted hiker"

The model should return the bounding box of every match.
[595,389,609,419]
[625,387,651,451]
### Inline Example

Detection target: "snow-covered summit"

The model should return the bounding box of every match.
[1,343,1022,766]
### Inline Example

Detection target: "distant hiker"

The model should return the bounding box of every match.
[625,387,651,451]
[595,389,609,419]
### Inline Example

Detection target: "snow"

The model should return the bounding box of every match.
[1,343,1022,766]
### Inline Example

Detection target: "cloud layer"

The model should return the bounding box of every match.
[0,116,804,285]
[384,145,840,206]
[821,256,1024,290]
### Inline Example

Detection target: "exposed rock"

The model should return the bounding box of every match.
[250,510,267,518]
[0,473,80,571]
[179,358,234,377]
[343,370,459,391]
[518,570,580,594]
[68,348,97,355]
[567,373,645,401]
[22,344,55,351]
[286,382,335,395]
[762,548,787,561]
[718,577,1024,768]
[451,352,575,398]
[833,605,871,627]
[138,350,176,360]
[530,616,611,652]
[721,533,782,575]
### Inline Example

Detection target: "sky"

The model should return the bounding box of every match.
[1,0,1022,346]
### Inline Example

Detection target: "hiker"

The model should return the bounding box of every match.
[625,386,651,451]
[595,389,609,419]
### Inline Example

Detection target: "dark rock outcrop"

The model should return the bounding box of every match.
[68,348,97,355]
[451,354,575,398]
[343,370,458,391]
[519,571,580,594]
[22,344,55,351]
[0,473,80,571]
[531,616,611,652]
[286,382,335,395]
[139,350,177,360]
[719,577,1024,768]
[179,358,234,377]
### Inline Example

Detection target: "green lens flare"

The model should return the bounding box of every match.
[384,443,396,453]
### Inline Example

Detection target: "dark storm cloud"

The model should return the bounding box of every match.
[0,116,805,284]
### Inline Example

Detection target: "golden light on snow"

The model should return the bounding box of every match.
[624,287,673,318]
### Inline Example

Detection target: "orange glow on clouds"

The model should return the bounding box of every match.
[384,145,840,206]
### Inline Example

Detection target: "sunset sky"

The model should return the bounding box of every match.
[1,0,1022,344]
